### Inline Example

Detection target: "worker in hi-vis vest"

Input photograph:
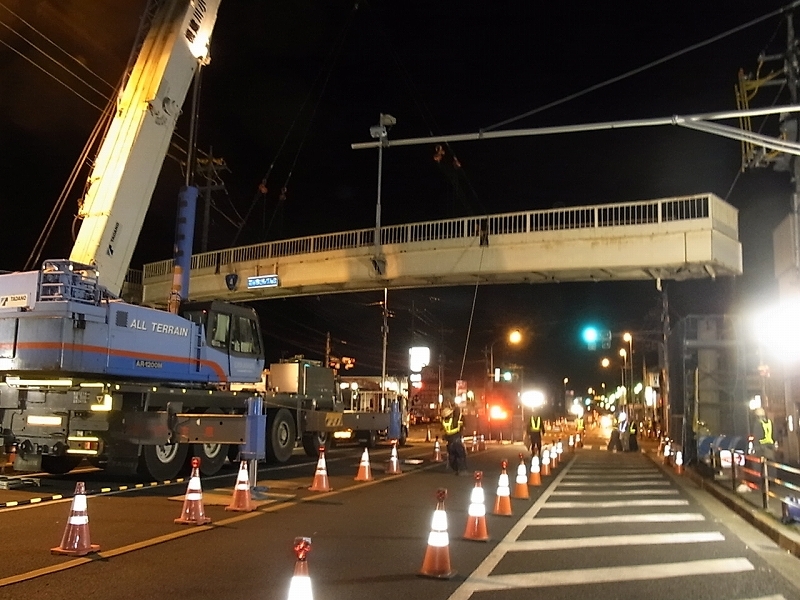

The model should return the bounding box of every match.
[441,405,467,475]
[527,413,545,457]
[754,408,776,460]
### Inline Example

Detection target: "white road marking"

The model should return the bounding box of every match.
[551,489,679,496]
[544,498,689,508]
[558,480,670,486]
[527,513,706,526]
[508,531,725,551]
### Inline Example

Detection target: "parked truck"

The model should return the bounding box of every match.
[0,0,397,480]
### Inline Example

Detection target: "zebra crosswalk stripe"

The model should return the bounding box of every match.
[507,531,725,551]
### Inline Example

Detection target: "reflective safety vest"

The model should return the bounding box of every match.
[575,417,584,431]
[529,416,542,432]
[759,418,774,445]
[442,414,462,436]
[629,421,637,435]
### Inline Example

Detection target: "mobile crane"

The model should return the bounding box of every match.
[0,0,399,480]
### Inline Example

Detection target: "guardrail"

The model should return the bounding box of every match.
[708,446,800,523]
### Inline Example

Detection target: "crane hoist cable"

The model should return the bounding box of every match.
[230,3,359,246]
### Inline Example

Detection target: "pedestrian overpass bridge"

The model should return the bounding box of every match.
[137,192,742,307]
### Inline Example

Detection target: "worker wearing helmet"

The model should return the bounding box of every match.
[441,404,467,475]
[754,408,776,460]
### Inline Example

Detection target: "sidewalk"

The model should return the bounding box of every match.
[642,441,800,560]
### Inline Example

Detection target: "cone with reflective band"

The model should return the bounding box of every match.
[425,428,431,443]
[51,481,99,556]
[492,460,512,516]
[663,441,672,466]
[576,432,583,448]
[419,488,456,579]
[557,440,564,462]
[354,448,373,481]
[175,457,211,525]
[541,448,551,476]
[528,455,541,486]
[470,431,478,453]
[478,434,486,451]
[512,453,530,499]
[309,447,332,492]
[432,437,443,462]
[568,434,575,451]
[674,450,684,475]
[463,472,489,541]
[288,537,313,600]
[226,459,255,512]
[551,444,559,469]
[386,440,402,474]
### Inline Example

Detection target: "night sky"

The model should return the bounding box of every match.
[0,1,795,403]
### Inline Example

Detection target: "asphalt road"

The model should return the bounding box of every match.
[0,430,799,600]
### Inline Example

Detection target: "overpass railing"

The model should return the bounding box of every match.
[143,193,734,279]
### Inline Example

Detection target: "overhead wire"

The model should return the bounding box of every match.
[482,2,800,132]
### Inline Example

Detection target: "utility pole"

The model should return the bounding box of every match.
[195,149,228,253]
[660,288,670,438]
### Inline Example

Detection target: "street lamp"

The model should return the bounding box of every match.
[487,329,522,384]
[623,332,634,410]
[619,348,628,406]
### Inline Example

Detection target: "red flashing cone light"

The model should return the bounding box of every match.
[433,437,444,462]
[287,537,313,600]
[492,460,512,516]
[478,434,486,451]
[463,472,489,542]
[51,482,99,556]
[541,448,551,476]
[528,455,541,486]
[419,488,456,579]
[175,457,211,525]
[226,459,255,512]
[354,448,373,481]
[386,440,402,474]
[309,447,332,492]
[512,453,530,499]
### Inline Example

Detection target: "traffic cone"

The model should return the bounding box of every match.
[512,453,529,500]
[492,460,512,516]
[419,488,456,579]
[354,448,373,481]
[287,537,313,600]
[470,431,478,453]
[432,437,444,462]
[309,447,332,492]
[675,451,684,475]
[528,455,541,486]
[569,434,575,451]
[541,448,551,476]
[51,482,99,556]
[576,432,583,448]
[478,434,486,451]
[557,439,564,462]
[425,428,431,443]
[226,459,255,512]
[663,440,672,466]
[550,445,559,469]
[175,457,211,525]
[386,440,402,474]
[463,471,489,542]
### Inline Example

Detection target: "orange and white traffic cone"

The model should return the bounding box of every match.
[175,457,211,525]
[492,460,512,516]
[287,537,313,600]
[674,451,684,475]
[568,434,575,452]
[528,455,541,486]
[386,440,402,474]
[512,453,530,499]
[463,472,489,542]
[478,434,486,451]
[425,428,431,443]
[470,431,478,453]
[354,448,373,481]
[541,448,551,476]
[226,459,255,512]
[557,439,564,463]
[309,447,332,492]
[432,437,443,462]
[551,444,559,469]
[51,482,99,556]
[419,488,456,579]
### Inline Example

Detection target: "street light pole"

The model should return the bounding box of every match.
[619,348,628,406]
[624,332,634,412]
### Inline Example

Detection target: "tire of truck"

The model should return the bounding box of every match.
[358,430,377,449]
[302,431,330,457]
[266,408,296,463]
[138,442,189,480]
[398,426,408,447]
[191,408,229,476]
[41,455,82,475]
